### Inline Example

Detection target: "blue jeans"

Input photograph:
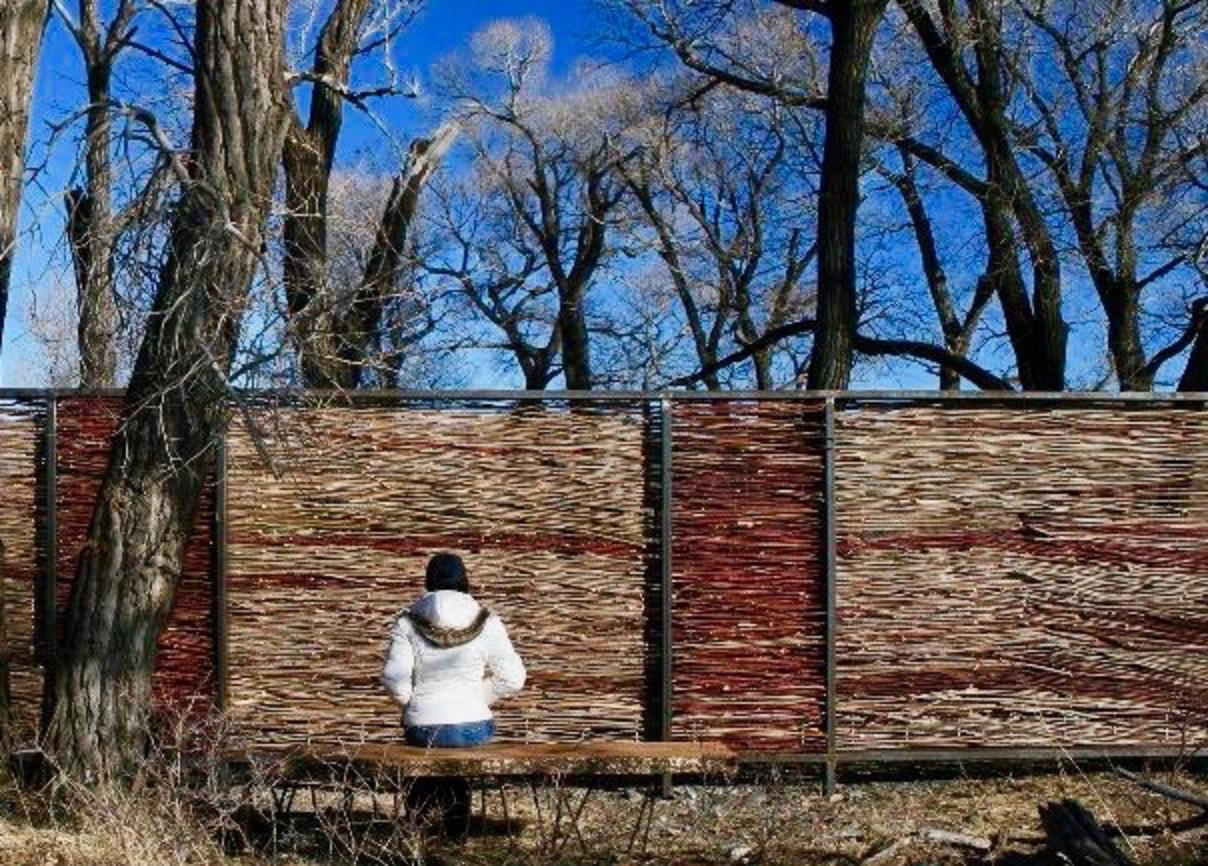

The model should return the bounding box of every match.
[405,719,496,748]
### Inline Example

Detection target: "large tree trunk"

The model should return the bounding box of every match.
[981,184,1065,391]
[558,285,593,390]
[280,0,456,391]
[1179,301,1208,392]
[283,121,342,387]
[806,0,888,390]
[1104,281,1150,391]
[45,0,290,781]
[898,0,1067,391]
[0,0,50,358]
[67,13,120,389]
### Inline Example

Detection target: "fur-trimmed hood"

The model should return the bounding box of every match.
[404,590,491,648]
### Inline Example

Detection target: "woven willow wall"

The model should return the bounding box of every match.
[834,405,1208,750]
[0,400,44,741]
[225,402,656,746]
[55,396,216,713]
[670,401,827,751]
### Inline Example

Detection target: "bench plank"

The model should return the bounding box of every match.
[255,741,737,780]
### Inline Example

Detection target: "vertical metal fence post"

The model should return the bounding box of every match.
[823,397,837,795]
[659,395,674,797]
[42,396,59,695]
[213,425,229,713]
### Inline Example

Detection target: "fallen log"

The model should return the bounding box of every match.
[1114,767,1208,812]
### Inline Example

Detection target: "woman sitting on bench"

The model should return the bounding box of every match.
[382,553,526,748]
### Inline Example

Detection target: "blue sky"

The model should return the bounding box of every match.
[0,0,946,390]
[3,0,612,386]
[3,2,1183,391]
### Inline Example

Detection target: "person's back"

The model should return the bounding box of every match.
[382,553,525,748]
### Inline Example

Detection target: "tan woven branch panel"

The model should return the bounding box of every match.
[834,406,1208,750]
[225,402,655,746]
[55,396,216,714]
[670,401,827,751]
[0,400,44,743]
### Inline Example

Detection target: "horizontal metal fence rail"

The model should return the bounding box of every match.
[1,387,1206,403]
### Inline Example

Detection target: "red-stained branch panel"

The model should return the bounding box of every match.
[55,396,216,715]
[670,400,827,752]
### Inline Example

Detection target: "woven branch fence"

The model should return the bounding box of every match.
[0,392,1204,760]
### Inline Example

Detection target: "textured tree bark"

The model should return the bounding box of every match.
[282,125,340,386]
[45,0,290,780]
[0,0,50,359]
[805,0,888,390]
[66,0,121,389]
[898,0,1067,391]
[1179,305,1208,392]
[281,0,372,389]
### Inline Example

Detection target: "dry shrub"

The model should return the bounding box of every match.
[0,716,1205,866]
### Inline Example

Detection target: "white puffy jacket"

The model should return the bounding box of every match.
[381,590,526,728]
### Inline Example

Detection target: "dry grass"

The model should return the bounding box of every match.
[0,760,1204,866]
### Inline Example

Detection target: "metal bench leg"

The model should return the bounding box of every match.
[567,785,594,856]
[626,784,656,855]
[547,782,594,858]
[639,782,658,856]
[529,779,545,838]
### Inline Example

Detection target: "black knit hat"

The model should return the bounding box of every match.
[425,552,470,593]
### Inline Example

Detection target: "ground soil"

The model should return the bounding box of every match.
[0,766,1204,865]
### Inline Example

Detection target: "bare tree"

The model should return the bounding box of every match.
[280,0,455,389]
[52,0,195,388]
[419,163,563,389]
[887,0,1069,390]
[864,66,1000,390]
[622,0,889,388]
[620,80,818,389]
[0,0,51,360]
[621,2,1019,389]
[1006,0,1208,390]
[441,19,644,390]
[319,166,449,388]
[46,0,291,778]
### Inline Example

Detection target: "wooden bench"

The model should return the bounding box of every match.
[233,741,737,852]
[262,740,737,780]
